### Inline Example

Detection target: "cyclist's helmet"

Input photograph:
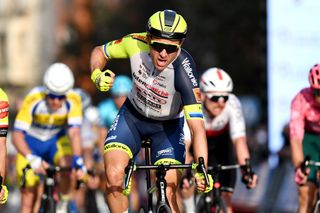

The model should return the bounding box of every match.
[43,63,74,95]
[74,88,92,111]
[308,64,320,89]
[200,67,233,93]
[111,75,132,96]
[146,9,187,40]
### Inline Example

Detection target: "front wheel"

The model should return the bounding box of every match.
[196,194,212,213]
[156,203,172,213]
[39,197,56,213]
[212,197,227,213]
[313,199,320,213]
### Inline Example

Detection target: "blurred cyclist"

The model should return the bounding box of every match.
[73,88,102,212]
[182,67,258,213]
[12,63,86,213]
[290,63,320,213]
[0,89,9,205]
[90,9,211,212]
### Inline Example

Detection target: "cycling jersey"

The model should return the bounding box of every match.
[290,87,320,142]
[102,33,202,121]
[14,86,82,141]
[184,94,245,141]
[98,98,119,129]
[0,88,9,137]
[184,94,245,191]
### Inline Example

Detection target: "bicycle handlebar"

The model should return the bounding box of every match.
[301,155,320,174]
[20,164,72,188]
[124,157,210,190]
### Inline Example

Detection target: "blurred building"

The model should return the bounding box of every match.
[0,0,57,87]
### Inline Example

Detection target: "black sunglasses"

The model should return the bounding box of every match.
[47,93,66,100]
[150,41,179,54]
[209,95,229,103]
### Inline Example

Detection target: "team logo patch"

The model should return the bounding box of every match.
[0,101,9,119]
[193,88,201,103]
[114,38,123,44]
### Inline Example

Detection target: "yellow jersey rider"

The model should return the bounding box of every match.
[90,9,211,212]
[0,88,9,204]
[12,63,85,213]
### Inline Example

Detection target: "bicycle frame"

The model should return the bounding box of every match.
[125,139,210,213]
[21,164,72,213]
[302,157,320,213]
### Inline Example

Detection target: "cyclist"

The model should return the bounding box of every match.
[73,88,102,212]
[0,88,9,205]
[97,75,139,211]
[90,9,211,212]
[181,67,258,213]
[290,63,320,213]
[12,63,86,213]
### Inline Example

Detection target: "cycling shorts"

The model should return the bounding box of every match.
[104,100,186,164]
[16,133,73,188]
[303,132,320,184]
[207,132,236,192]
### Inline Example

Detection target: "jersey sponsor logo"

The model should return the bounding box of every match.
[153,79,166,88]
[156,147,174,158]
[0,101,9,119]
[109,115,120,131]
[106,135,117,142]
[114,38,123,44]
[182,58,198,87]
[137,86,167,105]
[137,92,162,110]
[193,88,201,103]
[131,34,148,43]
[179,132,185,145]
[133,72,169,98]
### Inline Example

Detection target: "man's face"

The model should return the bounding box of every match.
[46,93,66,112]
[148,36,182,71]
[202,92,229,117]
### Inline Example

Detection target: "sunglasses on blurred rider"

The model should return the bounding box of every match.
[150,40,180,54]
[47,93,66,100]
[206,94,229,103]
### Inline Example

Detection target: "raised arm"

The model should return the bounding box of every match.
[90,46,115,92]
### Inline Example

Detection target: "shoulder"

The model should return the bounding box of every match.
[293,87,312,102]
[228,94,242,106]
[23,86,46,103]
[173,49,195,66]
[0,88,8,101]
[66,89,82,105]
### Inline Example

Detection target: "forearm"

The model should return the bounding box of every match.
[90,46,108,71]
[68,127,82,156]
[12,131,32,156]
[188,120,208,166]
[234,136,250,165]
[0,139,6,179]
[290,138,304,168]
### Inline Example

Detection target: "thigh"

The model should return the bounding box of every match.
[208,133,237,192]
[16,153,41,188]
[150,117,185,164]
[104,106,141,158]
[303,132,320,184]
[53,134,73,165]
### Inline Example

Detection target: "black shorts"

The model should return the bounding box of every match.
[207,132,236,192]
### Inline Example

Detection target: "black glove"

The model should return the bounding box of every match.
[240,159,254,188]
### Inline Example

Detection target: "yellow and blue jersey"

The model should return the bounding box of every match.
[14,86,82,141]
